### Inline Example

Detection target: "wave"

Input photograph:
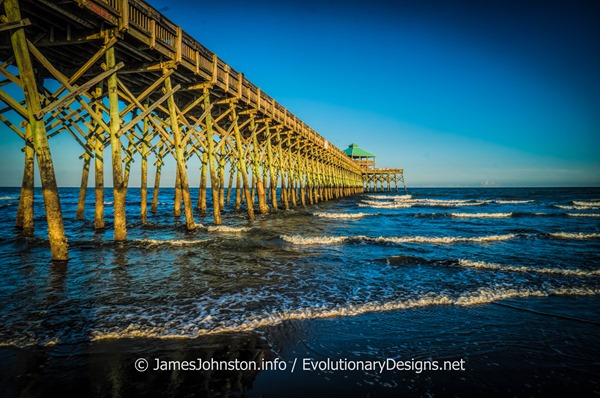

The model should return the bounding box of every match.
[360,197,490,209]
[206,225,251,233]
[280,233,517,245]
[458,259,600,277]
[573,200,600,208]
[280,235,350,245]
[0,195,18,201]
[454,286,600,306]
[366,194,412,200]
[494,200,535,204]
[358,202,413,209]
[89,286,600,342]
[369,234,516,244]
[409,199,489,207]
[313,212,376,219]
[133,238,209,246]
[554,204,600,210]
[550,232,600,240]
[451,212,512,218]
[567,213,600,218]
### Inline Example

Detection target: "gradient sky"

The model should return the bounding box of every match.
[1,0,599,187]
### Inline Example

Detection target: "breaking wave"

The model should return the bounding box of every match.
[207,225,251,233]
[567,213,600,218]
[451,213,512,218]
[554,204,600,210]
[313,212,376,219]
[280,235,350,245]
[280,233,517,245]
[87,286,600,342]
[133,238,209,246]
[550,232,600,240]
[573,200,600,208]
[458,259,600,277]
[366,194,412,200]
[494,200,535,204]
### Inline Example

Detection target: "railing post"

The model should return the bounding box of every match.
[118,0,129,32]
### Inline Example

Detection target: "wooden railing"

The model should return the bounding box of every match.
[82,0,361,173]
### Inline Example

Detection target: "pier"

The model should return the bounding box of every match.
[344,144,406,192]
[0,0,404,260]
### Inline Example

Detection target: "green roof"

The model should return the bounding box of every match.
[343,143,375,157]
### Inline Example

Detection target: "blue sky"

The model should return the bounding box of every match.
[1,0,598,187]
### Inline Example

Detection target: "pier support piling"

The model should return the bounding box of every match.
[5,0,68,260]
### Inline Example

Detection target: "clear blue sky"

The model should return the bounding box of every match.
[1,0,598,187]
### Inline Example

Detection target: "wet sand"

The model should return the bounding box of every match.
[2,296,599,397]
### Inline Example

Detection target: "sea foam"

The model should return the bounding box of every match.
[451,213,512,218]
[550,232,600,239]
[281,233,517,245]
[458,259,600,277]
[313,212,374,219]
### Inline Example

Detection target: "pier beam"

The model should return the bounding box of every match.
[5,0,68,260]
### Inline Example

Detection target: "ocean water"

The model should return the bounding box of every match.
[0,187,599,395]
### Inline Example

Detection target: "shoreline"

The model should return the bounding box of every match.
[2,295,599,397]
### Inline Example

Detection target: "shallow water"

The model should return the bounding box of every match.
[0,187,599,395]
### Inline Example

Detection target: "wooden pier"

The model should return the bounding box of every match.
[0,0,404,261]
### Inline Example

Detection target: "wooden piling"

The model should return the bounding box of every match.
[76,154,90,220]
[106,45,127,241]
[230,104,254,220]
[202,88,221,224]
[16,124,34,235]
[164,73,195,230]
[5,0,68,260]
[198,152,207,214]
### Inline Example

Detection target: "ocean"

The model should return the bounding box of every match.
[0,186,599,396]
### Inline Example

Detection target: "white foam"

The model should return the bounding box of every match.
[207,225,251,233]
[369,234,517,244]
[458,259,600,277]
[282,233,517,245]
[567,213,600,218]
[554,205,600,210]
[550,232,600,239]
[495,200,535,204]
[358,202,413,209]
[0,195,18,201]
[455,286,600,305]
[134,238,208,246]
[280,235,349,245]
[451,212,512,218]
[366,194,412,200]
[89,286,600,341]
[313,212,375,219]
[573,201,600,207]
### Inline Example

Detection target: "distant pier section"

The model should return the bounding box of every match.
[344,144,406,192]
[0,0,405,260]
